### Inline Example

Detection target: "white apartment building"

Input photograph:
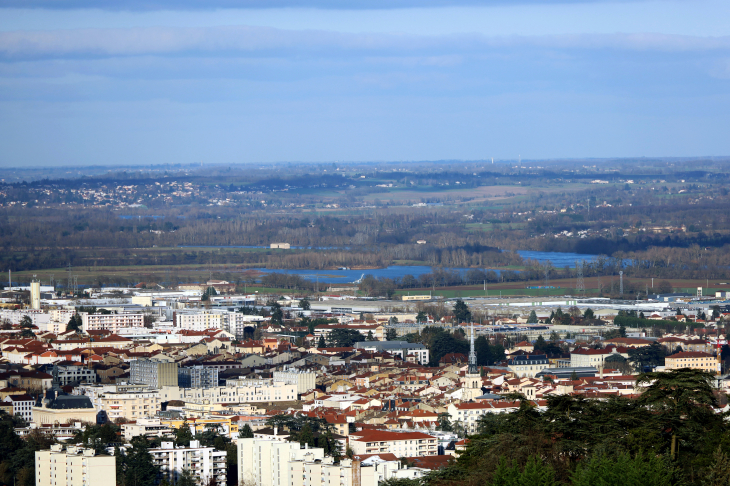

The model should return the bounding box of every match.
[570,348,629,368]
[272,370,316,394]
[81,312,144,333]
[175,311,225,331]
[161,378,297,405]
[353,341,430,366]
[151,440,227,486]
[4,394,35,422]
[237,438,378,486]
[348,430,438,458]
[55,363,97,386]
[122,417,173,441]
[447,401,524,434]
[0,309,51,327]
[36,444,115,486]
[50,309,77,324]
[224,312,266,340]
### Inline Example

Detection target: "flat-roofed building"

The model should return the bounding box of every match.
[81,312,144,333]
[354,341,429,365]
[348,430,438,458]
[151,440,227,486]
[237,438,378,486]
[179,365,218,389]
[99,389,161,421]
[130,359,179,388]
[36,444,115,486]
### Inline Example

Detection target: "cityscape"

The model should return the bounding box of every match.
[2,1,730,486]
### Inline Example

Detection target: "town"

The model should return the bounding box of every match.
[1,276,728,485]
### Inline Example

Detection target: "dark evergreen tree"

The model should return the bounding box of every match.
[124,437,158,486]
[453,299,472,323]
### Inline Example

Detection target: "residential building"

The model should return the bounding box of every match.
[130,359,179,388]
[54,362,97,386]
[179,365,219,389]
[4,394,34,422]
[174,311,225,331]
[507,354,550,378]
[665,351,719,373]
[354,341,430,365]
[122,417,173,441]
[569,348,613,368]
[447,401,521,434]
[237,437,378,486]
[36,444,115,486]
[348,430,438,458]
[150,440,227,486]
[99,389,161,420]
[161,378,297,404]
[272,370,316,394]
[81,313,144,333]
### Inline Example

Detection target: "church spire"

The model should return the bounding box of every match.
[468,322,478,374]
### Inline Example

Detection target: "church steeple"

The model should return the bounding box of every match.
[468,323,478,375]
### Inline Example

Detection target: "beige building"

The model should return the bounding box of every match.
[151,440,227,486]
[36,444,115,486]
[237,438,377,486]
[33,404,98,426]
[665,351,719,373]
[99,389,161,420]
[161,378,297,405]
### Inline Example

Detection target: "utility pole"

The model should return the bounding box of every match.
[619,271,624,297]
[576,260,585,297]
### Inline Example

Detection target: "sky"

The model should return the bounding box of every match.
[0,0,728,166]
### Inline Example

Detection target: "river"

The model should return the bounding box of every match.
[249,250,601,283]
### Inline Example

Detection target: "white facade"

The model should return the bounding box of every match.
[36,445,115,486]
[348,431,438,458]
[175,311,225,331]
[122,418,173,441]
[237,438,378,486]
[151,440,227,486]
[81,312,144,333]
[0,309,50,327]
[161,379,297,404]
[4,394,34,422]
[272,370,316,394]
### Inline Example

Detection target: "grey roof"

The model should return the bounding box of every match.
[354,341,426,351]
[475,393,503,400]
[535,367,598,379]
[48,395,94,410]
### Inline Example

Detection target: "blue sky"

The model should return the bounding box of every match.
[0,0,728,166]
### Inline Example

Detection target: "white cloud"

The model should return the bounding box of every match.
[1,26,729,61]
